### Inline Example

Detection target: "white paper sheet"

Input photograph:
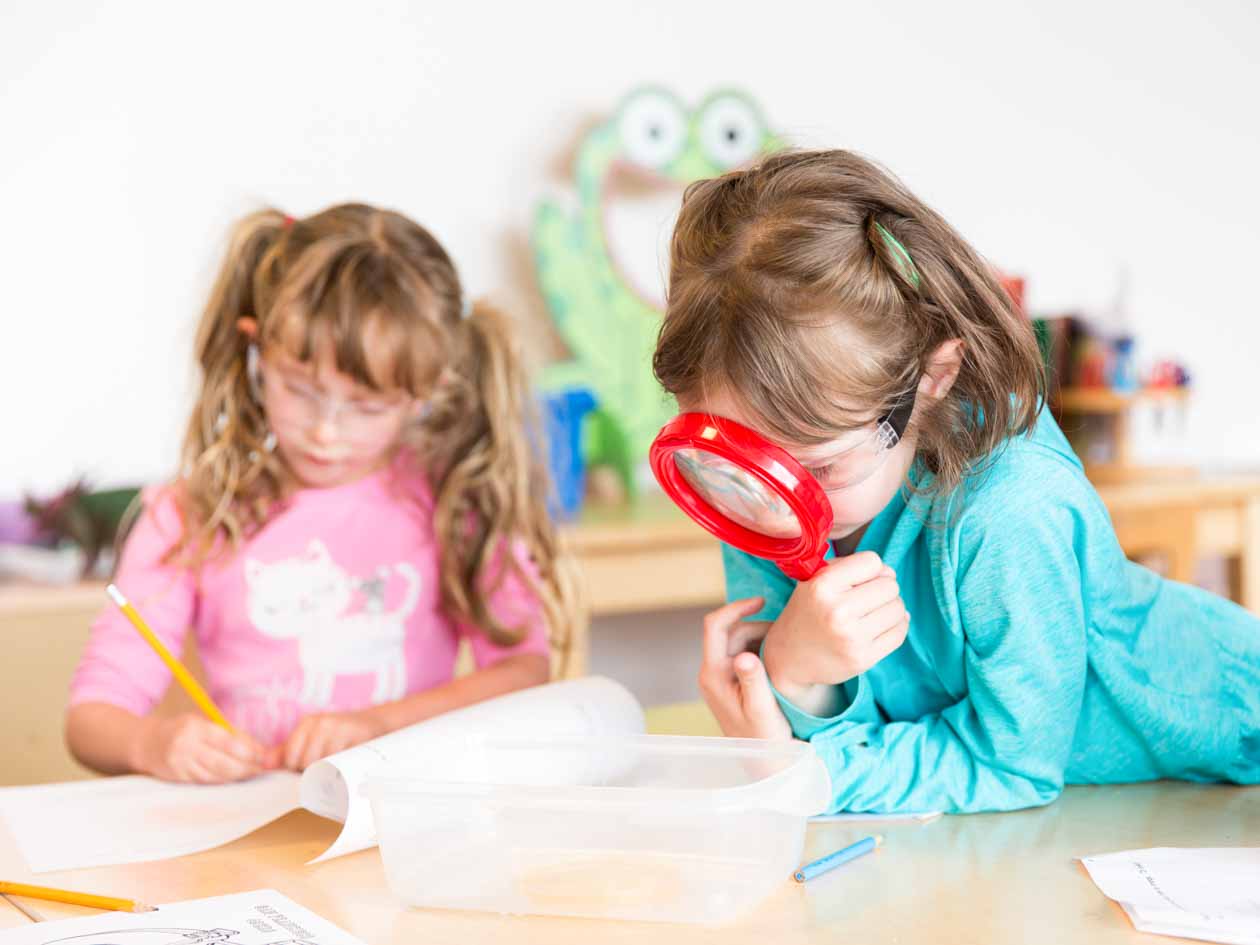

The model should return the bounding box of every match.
[300,674,645,862]
[1080,847,1260,945]
[1,677,644,873]
[0,889,365,945]
[0,772,300,874]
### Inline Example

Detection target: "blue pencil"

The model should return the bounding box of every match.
[793,834,884,883]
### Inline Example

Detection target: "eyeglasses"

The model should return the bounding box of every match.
[794,394,916,494]
[251,347,412,435]
[674,384,917,504]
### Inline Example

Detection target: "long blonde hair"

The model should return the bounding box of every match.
[654,149,1045,499]
[175,203,581,660]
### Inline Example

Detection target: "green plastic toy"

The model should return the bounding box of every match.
[533,87,779,495]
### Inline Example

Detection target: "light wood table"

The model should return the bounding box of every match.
[1,704,1256,943]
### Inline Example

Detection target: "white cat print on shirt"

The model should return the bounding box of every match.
[244,539,419,707]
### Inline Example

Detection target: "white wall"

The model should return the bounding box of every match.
[3,0,1258,496]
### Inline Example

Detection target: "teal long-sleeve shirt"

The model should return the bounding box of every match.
[725,410,1260,813]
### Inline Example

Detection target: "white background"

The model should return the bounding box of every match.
[3,0,1258,496]
[2,0,1255,703]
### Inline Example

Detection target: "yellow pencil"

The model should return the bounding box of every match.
[105,583,234,732]
[0,880,156,913]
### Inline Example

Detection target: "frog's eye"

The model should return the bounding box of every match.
[698,92,765,169]
[617,89,687,170]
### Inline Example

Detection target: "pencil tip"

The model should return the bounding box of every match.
[105,584,126,606]
[134,903,157,913]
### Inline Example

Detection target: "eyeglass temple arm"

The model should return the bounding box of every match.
[881,383,920,439]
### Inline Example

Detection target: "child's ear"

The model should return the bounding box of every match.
[237,317,259,339]
[920,339,964,400]
[410,373,452,421]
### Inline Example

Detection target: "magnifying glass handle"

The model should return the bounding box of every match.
[781,554,829,582]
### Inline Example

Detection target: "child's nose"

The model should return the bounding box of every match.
[310,415,339,445]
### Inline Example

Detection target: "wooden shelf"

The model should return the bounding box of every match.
[1081,462,1198,486]
[0,495,728,681]
[1055,386,1190,414]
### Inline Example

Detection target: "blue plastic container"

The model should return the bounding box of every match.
[1110,335,1139,393]
[540,388,597,520]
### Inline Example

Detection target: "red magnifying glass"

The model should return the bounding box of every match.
[649,413,834,581]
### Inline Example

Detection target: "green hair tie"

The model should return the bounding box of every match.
[874,221,921,289]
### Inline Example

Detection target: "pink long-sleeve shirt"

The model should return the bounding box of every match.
[69,457,550,745]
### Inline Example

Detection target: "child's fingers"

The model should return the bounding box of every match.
[204,726,266,766]
[198,742,263,782]
[298,729,333,771]
[844,576,901,618]
[818,551,885,589]
[182,757,219,784]
[859,597,909,638]
[726,619,772,658]
[702,689,747,739]
[208,757,260,783]
[867,613,911,665]
[733,652,782,732]
[702,597,766,667]
[700,600,765,724]
[283,722,314,771]
[697,661,744,736]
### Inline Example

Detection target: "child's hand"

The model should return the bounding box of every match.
[762,551,909,705]
[271,709,385,772]
[133,714,268,784]
[697,597,793,741]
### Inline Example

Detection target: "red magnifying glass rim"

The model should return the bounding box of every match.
[649,413,834,581]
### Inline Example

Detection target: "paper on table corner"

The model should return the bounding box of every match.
[0,772,301,874]
[0,889,368,945]
[1080,847,1260,945]
[0,677,644,874]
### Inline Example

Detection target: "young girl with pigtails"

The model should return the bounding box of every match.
[67,203,579,782]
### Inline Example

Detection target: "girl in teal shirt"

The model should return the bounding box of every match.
[652,149,1260,813]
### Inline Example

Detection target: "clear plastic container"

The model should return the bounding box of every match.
[363,733,831,925]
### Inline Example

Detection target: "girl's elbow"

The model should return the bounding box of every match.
[63,704,101,770]
[524,651,552,686]
[498,651,551,688]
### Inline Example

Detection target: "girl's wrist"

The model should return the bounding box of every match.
[761,633,815,704]
[781,683,848,718]
[127,715,158,776]
[357,703,397,739]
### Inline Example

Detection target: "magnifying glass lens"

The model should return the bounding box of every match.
[673,447,803,539]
